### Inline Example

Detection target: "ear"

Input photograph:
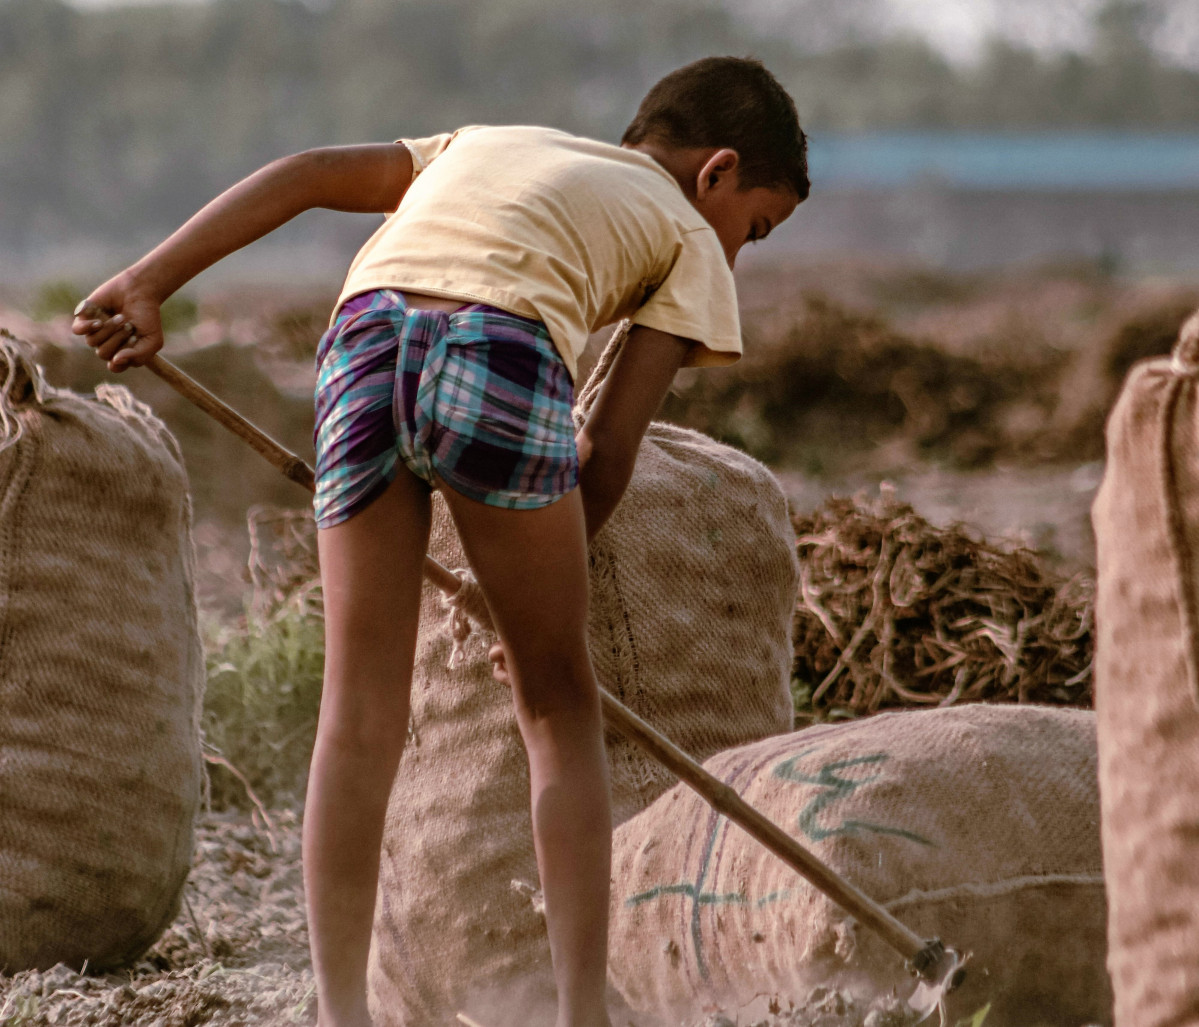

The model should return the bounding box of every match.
[694,148,740,199]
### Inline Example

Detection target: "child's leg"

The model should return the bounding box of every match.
[440,485,612,1027]
[305,470,432,1027]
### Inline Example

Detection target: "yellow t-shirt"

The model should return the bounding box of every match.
[334,125,741,380]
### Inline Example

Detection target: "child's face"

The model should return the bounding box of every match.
[700,183,798,268]
[690,151,799,268]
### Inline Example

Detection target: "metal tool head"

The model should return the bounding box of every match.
[907,941,969,1026]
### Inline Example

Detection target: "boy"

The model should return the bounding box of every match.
[73,56,807,1027]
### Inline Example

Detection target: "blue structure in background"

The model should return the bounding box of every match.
[808,133,1199,190]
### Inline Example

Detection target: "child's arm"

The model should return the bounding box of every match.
[72,142,414,371]
[575,323,692,541]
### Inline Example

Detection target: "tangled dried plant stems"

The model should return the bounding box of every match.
[245,505,321,617]
[792,493,1094,716]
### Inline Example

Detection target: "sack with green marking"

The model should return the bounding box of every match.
[608,703,1109,1026]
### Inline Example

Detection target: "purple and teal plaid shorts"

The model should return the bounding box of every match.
[313,288,579,529]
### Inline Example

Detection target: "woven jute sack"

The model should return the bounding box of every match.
[1093,309,1199,1027]
[368,324,798,1025]
[0,336,204,971]
[609,704,1109,1026]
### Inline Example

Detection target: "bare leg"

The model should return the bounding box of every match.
[305,470,431,1027]
[440,485,613,1027]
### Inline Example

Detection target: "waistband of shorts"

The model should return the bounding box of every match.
[335,288,550,336]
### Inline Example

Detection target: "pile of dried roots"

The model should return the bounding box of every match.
[792,492,1094,716]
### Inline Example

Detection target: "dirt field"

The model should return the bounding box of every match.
[0,810,313,1027]
[1,259,1162,1026]
[0,809,937,1027]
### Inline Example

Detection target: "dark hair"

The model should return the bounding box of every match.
[622,56,809,201]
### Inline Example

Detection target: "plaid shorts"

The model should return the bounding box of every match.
[313,289,579,528]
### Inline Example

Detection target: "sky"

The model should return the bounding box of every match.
[54,0,1199,68]
[880,0,1199,67]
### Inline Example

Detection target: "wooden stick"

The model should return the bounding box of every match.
[148,355,314,492]
[144,352,943,974]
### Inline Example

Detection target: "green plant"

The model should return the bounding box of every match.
[955,1003,991,1027]
[27,279,198,334]
[31,280,84,321]
[202,593,325,810]
[160,293,200,334]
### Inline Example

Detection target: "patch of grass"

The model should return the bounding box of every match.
[956,1004,991,1027]
[202,595,325,810]
[30,280,84,321]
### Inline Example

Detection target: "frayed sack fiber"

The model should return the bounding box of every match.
[609,704,1109,1026]
[1093,309,1199,1027]
[368,324,799,1025]
[0,335,204,971]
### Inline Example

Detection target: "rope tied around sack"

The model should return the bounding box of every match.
[1169,309,1199,376]
[0,329,49,454]
[573,319,631,428]
[440,568,493,669]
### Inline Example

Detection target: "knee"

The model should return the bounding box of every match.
[509,647,598,722]
[317,683,411,752]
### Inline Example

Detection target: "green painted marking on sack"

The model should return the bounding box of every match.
[626,882,747,908]
[773,747,934,847]
[626,881,792,911]
[621,745,931,980]
[756,888,792,908]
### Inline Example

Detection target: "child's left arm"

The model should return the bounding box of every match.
[575,323,692,541]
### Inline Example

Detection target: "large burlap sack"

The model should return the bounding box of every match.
[609,704,1109,1026]
[0,336,204,971]
[1093,309,1199,1027]
[368,325,798,1025]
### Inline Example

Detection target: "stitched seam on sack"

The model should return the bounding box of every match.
[599,544,665,803]
[1159,375,1199,712]
[883,872,1106,912]
[0,413,36,689]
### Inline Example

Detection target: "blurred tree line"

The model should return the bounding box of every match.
[2,0,1198,251]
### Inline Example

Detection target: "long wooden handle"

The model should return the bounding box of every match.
[144,352,940,972]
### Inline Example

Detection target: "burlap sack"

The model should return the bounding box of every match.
[368,325,798,1025]
[1093,309,1199,1027]
[0,336,204,971]
[609,704,1109,1025]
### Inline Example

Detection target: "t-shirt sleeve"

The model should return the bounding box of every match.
[629,227,742,368]
[395,126,483,184]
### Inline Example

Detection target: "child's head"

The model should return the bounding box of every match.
[623,57,808,265]
[622,56,809,204]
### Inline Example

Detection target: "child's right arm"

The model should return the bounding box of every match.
[72,143,414,372]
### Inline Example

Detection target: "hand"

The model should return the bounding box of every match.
[70,271,166,373]
[488,642,511,686]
